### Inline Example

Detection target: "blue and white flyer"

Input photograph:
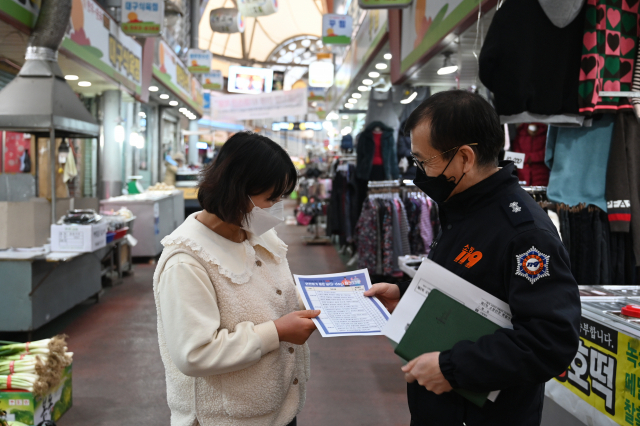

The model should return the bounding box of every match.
[294,269,391,337]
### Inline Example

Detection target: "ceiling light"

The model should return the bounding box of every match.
[375,63,387,70]
[138,112,146,117]
[437,53,458,75]
[363,79,373,85]
[294,57,301,64]
[288,43,296,50]
[316,40,323,47]
[78,81,91,87]
[348,98,357,104]
[169,100,178,106]
[279,49,286,56]
[301,39,311,47]
[342,115,349,119]
[352,93,361,99]
[114,124,125,144]
[149,86,159,92]
[344,103,354,109]
[358,86,369,91]
[368,71,380,78]
[384,53,392,60]
[159,94,170,99]
[64,75,78,80]
[179,107,187,112]
[400,91,418,104]
[303,51,311,59]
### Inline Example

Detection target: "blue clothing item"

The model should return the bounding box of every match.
[545,115,615,211]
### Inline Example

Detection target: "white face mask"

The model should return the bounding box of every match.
[242,197,284,236]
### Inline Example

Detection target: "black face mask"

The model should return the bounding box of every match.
[413,148,465,204]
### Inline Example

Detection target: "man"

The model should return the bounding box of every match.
[365,91,580,426]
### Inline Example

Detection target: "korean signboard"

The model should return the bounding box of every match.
[210,8,245,33]
[187,50,213,74]
[554,315,640,425]
[203,70,224,90]
[121,0,164,36]
[154,40,203,115]
[62,0,142,95]
[308,61,334,88]
[359,0,412,8]
[322,14,353,45]
[237,0,278,17]
[0,0,41,28]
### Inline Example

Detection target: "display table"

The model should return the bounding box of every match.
[0,250,101,334]
[100,191,184,257]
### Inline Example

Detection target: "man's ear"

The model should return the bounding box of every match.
[460,145,476,173]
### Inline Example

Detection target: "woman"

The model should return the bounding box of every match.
[153,132,319,426]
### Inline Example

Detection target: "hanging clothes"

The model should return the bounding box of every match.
[511,123,550,186]
[578,0,640,115]
[327,163,359,245]
[356,121,400,182]
[479,0,587,125]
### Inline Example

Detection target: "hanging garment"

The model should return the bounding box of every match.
[479,0,586,124]
[404,198,425,255]
[631,36,640,117]
[511,124,551,186]
[356,199,378,272]
[578,0,640,115]
[355,121,400,181]
[606,111,640,266]
[341,134,354,151]
[545,114,615,211]
[365,88,401,131]
[419,198,434,254]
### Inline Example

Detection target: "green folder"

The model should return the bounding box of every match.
[394,289,501,408]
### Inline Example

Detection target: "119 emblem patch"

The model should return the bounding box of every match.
[515,246,550,284]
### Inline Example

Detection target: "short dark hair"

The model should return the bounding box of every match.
[404,90,503,167]
[197,132,297,225]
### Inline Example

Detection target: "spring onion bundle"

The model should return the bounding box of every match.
[0,335,73,396]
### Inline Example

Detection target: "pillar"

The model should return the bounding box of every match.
[188,119,199,165]
[100,90,123,199]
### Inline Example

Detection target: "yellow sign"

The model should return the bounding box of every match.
[555,316,640,425]
[108,34,141,83]
[179,187,199,200]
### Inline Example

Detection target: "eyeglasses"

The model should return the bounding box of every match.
[411,143,478,175]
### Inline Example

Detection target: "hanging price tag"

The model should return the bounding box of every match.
[504,151,526,169]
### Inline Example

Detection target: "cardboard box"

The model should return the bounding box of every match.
[0,199,51,249]
[51,222,108,252]
[0,364,72,426]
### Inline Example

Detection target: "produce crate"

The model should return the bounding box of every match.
[0,364,72,425]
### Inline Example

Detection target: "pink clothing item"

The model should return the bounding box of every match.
[372,132,383,166]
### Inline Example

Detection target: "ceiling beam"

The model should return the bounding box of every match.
[210,52,309,68]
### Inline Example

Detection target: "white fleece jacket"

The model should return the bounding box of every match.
[153,212,310,426]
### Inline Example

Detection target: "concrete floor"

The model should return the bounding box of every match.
[30,214,410,425]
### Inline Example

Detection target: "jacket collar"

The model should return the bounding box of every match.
[439,161,519,222]
[161,212,287,284]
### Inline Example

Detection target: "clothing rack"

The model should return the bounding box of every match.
[368,180,400,189]
[521,186,548,194]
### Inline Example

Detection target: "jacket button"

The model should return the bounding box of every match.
[293,378,299,385]
[288,347,294,354]
[256,260,262,267]
[276,289,282,295]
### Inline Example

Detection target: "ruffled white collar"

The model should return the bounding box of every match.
[161,212,288,284]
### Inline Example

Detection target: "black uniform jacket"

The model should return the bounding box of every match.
[399,162,581,426]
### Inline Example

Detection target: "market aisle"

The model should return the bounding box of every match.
[52,207,409,426]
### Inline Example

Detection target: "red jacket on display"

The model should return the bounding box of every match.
[512,123,551,186]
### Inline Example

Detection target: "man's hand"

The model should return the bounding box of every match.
[402,352,453,395]
[363,283,401,313]
[274,310,320,345]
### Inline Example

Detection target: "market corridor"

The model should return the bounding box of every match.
[46,217,409,426]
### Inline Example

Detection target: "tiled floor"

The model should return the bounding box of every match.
[32,210,410,425]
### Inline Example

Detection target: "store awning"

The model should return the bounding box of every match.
[198,0,325,75]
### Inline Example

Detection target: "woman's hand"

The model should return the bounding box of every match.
[274,310,320,345]
[364,283,401,313]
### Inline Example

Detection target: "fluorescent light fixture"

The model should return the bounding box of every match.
[437,65,458,75]
[384,53,392,60]
[368,71,380,78]
[301,39,311,47]
[114,124,125,144]
[352,93,362,99]
[288,43,296,50]
[400,91,418,104]
[78,81,91,87]
[169,100,178,106]
[358,86,369,91]
[341,126,352,136]
[159,94,170,99]
[348,98,357,104]
[179,108,187,112]
[375,63,387,70]
[65,75,79,80]
[342,115,349,119]
[344,103,354,109]
[149,86,159,92]
[362,79,373,85]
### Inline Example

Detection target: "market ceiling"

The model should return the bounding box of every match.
[198,0,325,76]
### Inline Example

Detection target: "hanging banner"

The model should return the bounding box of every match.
[209,88,308,121]
[121,0,164,36]
[322,14,353,45]
[551,314,640,425]
[359,0,412,8]
[203,70,224,90]
[308,61,335,88]
[187,49,212,73]
[237,0,278,17]
[0,0,41,28]
[210,8,244,33]
[63,0,142,95]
